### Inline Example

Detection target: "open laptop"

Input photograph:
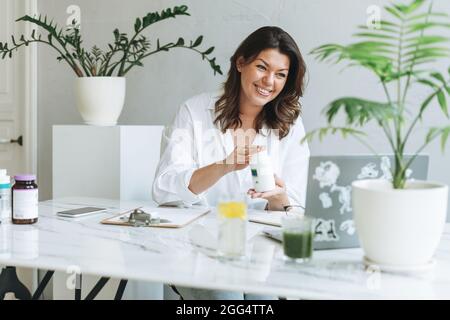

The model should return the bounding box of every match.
[263,154,429,250]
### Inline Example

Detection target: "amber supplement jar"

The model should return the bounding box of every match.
[12,174,38,224]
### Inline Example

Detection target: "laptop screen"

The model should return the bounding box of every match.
[306,154,429,250]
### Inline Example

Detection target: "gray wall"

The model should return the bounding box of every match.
[37,0,450,219]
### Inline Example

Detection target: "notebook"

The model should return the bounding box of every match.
[101,206,211,228]
[248,209,284,226]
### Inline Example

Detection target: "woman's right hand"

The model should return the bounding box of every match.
[222,145,264,172]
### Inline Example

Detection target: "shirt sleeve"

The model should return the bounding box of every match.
[280,118,310,209]
[152,103,205,207]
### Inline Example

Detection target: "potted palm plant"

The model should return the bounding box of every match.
[0,5,222,126]
[305,0,450,269]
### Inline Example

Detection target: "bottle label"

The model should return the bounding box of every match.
[13,189,38,220]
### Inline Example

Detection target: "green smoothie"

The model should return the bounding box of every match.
[282,231,313,260]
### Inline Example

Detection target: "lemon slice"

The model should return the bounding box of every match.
[218,201,247,219]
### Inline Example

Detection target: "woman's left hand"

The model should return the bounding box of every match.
[247,175,289,210]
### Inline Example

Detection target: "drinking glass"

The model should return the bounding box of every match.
[217,195,247,259]
[281,214,313,263]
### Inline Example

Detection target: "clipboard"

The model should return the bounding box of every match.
[101,206,211,228]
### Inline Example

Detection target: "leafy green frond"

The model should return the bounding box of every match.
[403,56,444,68]
[312,0,450,83]
[324,97,398,126]
[379,20,401,28]
[430,72,448,86]
[437,90,449,117]
[404,35,449,47]
[408,12,448,22]
[357,25,398,34]
[310,41,398,80]
[425,126,450,152]
[392,0,426,15]
[404,54,450,68]
[16,15,64,38]
[405,21,450,34]
[358,20,401,34]
[403,46,450,57]
[310,0,450,189]
[302,126,381,154]
[441,127,450,152]
[137,5,190,33]
[350,41,397,52]
[310,44,343,62]
[301,126,366,144]
[2,5,221,77]
[354,32,398,40]
[385,5,405,21]
[418,72,450,117]
[311,42,395,62]
[416,78,440,89]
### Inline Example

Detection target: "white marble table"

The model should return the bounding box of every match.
[1,197,450,300]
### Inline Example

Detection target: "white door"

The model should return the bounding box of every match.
[0,0,37,178]
[0,0,37,299]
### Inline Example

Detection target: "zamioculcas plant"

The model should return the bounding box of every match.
[304,0,450,189]
[0,5,222,77]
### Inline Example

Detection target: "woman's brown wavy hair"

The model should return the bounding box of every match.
[214,26,307,139]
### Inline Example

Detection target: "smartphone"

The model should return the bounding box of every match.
[57,207,107,218]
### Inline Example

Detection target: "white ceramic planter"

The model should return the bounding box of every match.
[75,77,126,126]
[352,179,448,267]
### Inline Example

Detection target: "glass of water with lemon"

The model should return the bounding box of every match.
[217,195,247,259]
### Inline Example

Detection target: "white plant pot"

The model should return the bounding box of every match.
[352,179,448,267]
[75,77,126,126]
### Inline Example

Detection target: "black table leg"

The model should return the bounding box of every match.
[169,284,184,300]
[2,267,129,301]
[82,277,128,300]
[114,279,128,300]
[32,270,54,300]
[84,277,110,300]
[0,267,32,300]
[75,274,82,300]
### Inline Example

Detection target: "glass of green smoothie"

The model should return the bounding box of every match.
[281,215,313,263]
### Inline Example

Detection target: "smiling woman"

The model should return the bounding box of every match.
[152,26,310,300]
[215,26,307,140]
[238,48,290,111]
[153,26,309,212]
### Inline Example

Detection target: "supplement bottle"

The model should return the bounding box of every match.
[12,174,38,225]
[250,149,276,192]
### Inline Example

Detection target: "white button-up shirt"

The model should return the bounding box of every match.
[152,92,310,209]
